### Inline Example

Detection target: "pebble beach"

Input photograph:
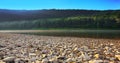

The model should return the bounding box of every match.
[0,33,120,63]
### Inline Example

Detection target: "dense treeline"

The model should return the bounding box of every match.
[0,9,120,29]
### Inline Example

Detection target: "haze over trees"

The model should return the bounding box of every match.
[0,9,120,30]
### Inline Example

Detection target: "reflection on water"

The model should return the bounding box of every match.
[1,30,119,39]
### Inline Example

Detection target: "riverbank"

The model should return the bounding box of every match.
[0,33,120,63]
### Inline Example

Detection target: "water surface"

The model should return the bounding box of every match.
[0,30,120,39]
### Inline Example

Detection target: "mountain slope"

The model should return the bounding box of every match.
[0,9,120,21]
[0,9,120,29]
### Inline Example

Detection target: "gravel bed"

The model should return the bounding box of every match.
[0,33,120,63]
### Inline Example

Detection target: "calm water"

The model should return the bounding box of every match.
[1,30,120,39]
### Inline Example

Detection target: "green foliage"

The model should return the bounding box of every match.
[0,16,120,30]
[0,9,120,30]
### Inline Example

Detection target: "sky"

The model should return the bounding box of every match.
[0,0,120,10]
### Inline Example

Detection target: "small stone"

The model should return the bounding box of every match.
[41,58,49,63]
[115,55,120,60]
[3,57,15,63]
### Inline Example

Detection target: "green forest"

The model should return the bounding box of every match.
[0,9,120,30]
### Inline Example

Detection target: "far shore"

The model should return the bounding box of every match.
[0,29,120,33]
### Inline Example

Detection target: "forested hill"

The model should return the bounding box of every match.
[0,9,120,29]
[0,9,120,21]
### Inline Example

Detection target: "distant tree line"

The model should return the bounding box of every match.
[0,9,120,29]
[0,16,120,30]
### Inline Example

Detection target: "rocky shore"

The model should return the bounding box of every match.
[0,33,120,63]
